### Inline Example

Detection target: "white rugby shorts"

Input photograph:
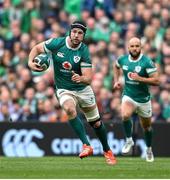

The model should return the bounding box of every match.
[56,86,100,121]
[122,95,152,118]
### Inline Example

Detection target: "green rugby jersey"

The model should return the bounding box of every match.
[43,36,92,91]
[116,54,157,103]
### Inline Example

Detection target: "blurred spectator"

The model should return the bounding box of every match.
[43,99,58,122]
[18,104,38,122]
[35,79,48,99]
[142,26,158,50]
[0,85,14,121]
[152,101,165,122]
[93,16,110,42]
[161,27,170,58]
[110,97,121,122]
[110,10,123,34]
[159,90,170,122]
[21,0,40,33]
[147,47,162,73]
[160,8,170,28]
[150,16,165,50]
[0,103,11,122]
[81,0,115,19]
[150,86,160,102]
[58,10,69,35]
[64,0,82,19]
[85,17,96,42]
[159,73,170,90]
[10,100,23,122]
[23,87,37,114]
[98,87,112,121]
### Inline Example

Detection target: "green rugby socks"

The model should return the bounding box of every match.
[144,128,153,147]
[93,122,110,151]
[123,119,133,138]
[69,117,90,145]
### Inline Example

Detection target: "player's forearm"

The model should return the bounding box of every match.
[80,75,92,85]
[137,76,159,86]
[113,65,120,82]
[28,47,39,63]
[28,43,45,67]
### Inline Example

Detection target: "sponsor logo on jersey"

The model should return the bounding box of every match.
[127,72,133,80]
[57,52,64,58]
[73,56,81,63]
[123,65,128,70]
[135,66,141,73]
[2,129,44,157]
[62,61,72,70]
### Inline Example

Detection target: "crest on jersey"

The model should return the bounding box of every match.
[135,66,141,73]
[73,56,80,63]
[62,61,72,70]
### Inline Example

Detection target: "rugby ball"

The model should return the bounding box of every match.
[34,53,51,71]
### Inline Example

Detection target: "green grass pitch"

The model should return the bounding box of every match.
[0,156,170,179]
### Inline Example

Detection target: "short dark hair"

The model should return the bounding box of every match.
[70,21,87,34]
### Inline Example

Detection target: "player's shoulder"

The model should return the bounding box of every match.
[45,37,66,45]
[142,54,153,64]
[142,54,156,67]
[117,54,128,61]
[79,42,89,53]
[80,42,88,49]
[142,54,151,61]
[56,36,66,42]
[116,54,128,67]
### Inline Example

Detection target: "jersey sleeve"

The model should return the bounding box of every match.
[80,46,92,68]
[145,57,157,75]
[43,38,59,54]
[116,55,123,68]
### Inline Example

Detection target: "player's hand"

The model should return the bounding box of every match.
[28,60,44,72]
[113,81,122,89]
[71,71,81,83]
[130,72,141,81]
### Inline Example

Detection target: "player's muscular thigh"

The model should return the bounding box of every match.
[63,99,77,118]
[121,101,136,120]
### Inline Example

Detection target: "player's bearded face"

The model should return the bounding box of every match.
[129,49,141,58]
[129,45,141,58]
[70,28,84,45]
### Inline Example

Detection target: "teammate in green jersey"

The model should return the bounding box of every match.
[113,37,159,162]
[28,21,116,165]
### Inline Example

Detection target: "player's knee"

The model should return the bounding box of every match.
[122,112,132,121]
[83,106,100,122]
[89,119,101,128]
[64,106,77,118]
[141,118,152,130]
[143,125,152,131]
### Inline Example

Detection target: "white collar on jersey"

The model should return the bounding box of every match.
[128,53,143,62]
[66,36,82,50]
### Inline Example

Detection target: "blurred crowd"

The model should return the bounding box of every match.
[0,0,170,123]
